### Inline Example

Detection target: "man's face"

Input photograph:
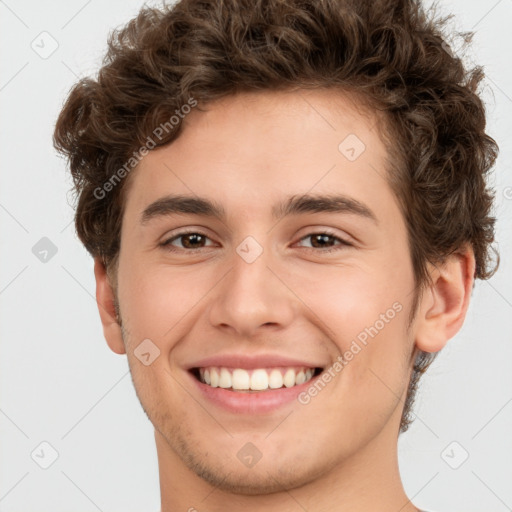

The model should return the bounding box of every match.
[113,90,418,493]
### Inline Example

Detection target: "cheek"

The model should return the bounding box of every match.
[301,277,410,440]
[117,262,210,420]
[287,252,410,345]
[290,247,413,400]
[117,257,214,347]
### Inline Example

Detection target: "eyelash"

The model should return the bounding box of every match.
[159,229,352,253]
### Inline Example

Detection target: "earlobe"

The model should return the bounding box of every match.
[415,245,476,353]
[93,257,126,355]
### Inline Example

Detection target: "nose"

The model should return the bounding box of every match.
[207,242,296,338]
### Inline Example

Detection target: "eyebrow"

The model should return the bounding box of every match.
[140,193,378,225]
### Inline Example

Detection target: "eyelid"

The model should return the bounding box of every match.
[294,224,354,241]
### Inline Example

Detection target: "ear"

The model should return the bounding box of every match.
[94,257,126,355]
[415,244,476,353]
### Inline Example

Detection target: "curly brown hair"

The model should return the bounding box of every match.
[53,0,499,433]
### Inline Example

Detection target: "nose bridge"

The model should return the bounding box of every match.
[208,235,294,336]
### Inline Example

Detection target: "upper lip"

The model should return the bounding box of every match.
[186,354,326,370]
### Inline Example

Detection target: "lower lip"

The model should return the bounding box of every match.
[187,370,321,414]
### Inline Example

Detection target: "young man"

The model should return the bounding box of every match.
[53,0,498,510]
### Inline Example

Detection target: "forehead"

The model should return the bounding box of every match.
[123,89,398,223]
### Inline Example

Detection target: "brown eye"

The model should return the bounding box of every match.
[309,233,337,248]
[296,231,351,251]
[161,231,214,251]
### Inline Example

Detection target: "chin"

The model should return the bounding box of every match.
[188,459,317,496]
[163,426,325,496]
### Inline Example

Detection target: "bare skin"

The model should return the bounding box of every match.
[94,89,475,512]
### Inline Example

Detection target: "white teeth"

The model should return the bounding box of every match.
[283,368,296,388]
[250,369,269,390]
[219,368,231,388]
[268,369,283,389]
[197,366,318,391]
[210,368,219,387]
[232,369,250,390]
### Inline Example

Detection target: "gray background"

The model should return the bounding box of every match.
[0,0,511,511]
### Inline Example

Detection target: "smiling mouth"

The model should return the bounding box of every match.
[190,366,324,392]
